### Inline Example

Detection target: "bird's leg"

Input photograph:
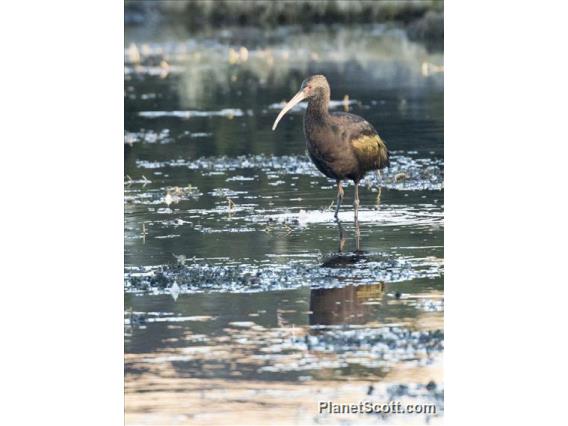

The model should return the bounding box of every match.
[334,180,344,220]
[354,181,361,250]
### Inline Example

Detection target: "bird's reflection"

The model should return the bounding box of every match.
[309,282,385,326]
[310,219,385,326]
[334,216,362,253]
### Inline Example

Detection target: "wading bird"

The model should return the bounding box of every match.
[272,75,389,236]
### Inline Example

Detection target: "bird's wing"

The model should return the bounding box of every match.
[331,112,390,170]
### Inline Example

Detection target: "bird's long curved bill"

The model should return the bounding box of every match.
[272,90,306,131]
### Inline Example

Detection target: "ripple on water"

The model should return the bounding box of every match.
[253,204,443,228]
[138,109,245,119]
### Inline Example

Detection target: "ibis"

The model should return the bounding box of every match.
[272,75,389,234]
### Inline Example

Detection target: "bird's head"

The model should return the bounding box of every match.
[272,74,330,131]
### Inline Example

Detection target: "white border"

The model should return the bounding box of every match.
[1,1,123,424]
[2,1,568,424]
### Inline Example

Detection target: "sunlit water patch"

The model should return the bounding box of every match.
[124,129,172,145]
[125,315,443,382]
[138,108,246,119]
[257,204,443,228]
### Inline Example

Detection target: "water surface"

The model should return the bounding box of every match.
[125,23,443,424]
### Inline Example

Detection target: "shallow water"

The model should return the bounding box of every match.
[125,23,443,424]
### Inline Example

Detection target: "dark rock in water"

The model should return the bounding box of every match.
[149,271,169,289]
[321,252,365,268]
[129,276,142,287]
[129,312,146,326]
[426,380,437,391]
[389,384,409,397]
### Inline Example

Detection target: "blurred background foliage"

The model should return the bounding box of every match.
[125,0,443,50]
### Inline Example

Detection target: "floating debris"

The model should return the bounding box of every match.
[164,185,201,205]
[227,197,236,210]
[136,153,443,191]
[394,172,408,182]
[140,223,148,243]
[124,175,151,186]
[172,254,187,265]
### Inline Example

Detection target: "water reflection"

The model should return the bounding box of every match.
[310,282,385,326]
[313,224,386,326]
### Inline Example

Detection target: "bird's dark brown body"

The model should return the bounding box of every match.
[272,74,389,234]
[304,99,389,183]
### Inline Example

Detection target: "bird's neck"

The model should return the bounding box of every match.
[306,92,330,124]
